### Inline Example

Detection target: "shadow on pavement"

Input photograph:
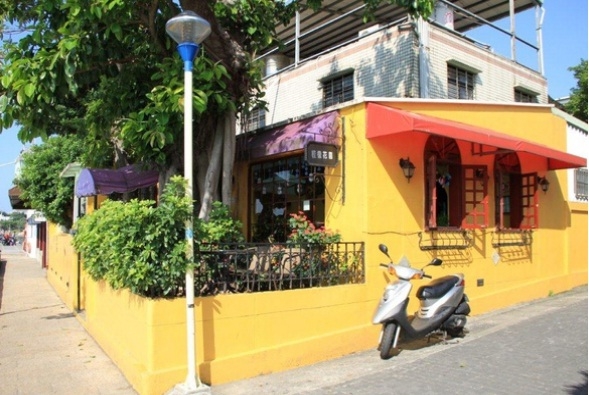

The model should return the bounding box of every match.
[43,312,76,320]
[0,258,5,310]
[565,370,588,395]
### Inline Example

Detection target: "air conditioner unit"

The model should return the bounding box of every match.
[358,24,380,38]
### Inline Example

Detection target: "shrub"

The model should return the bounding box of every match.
[72,176,192,298]
[201,201,244,245]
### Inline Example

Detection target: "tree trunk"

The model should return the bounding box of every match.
[198,119,223,220]
[222,109,236,207]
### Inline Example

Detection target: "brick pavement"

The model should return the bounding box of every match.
[211,284,588,395]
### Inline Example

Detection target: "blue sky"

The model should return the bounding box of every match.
[0,0,587,213]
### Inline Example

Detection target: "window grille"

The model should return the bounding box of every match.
[246,106,266,131]
[575,168,588,200]
[514,89,538,103]
[447,65,475,100]
[322,72,354,108]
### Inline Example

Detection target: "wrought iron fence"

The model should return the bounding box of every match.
[197,242,365,296]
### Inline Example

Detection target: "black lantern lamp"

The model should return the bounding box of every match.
[399,157,415,182]
[537,176,550,193]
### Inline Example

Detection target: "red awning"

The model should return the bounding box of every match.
[366,103,586,170]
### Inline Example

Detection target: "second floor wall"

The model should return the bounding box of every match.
[242,21,548,133]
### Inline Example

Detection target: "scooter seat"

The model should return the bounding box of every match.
[416,275,460,300]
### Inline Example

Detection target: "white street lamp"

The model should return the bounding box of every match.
[166,10,211,395]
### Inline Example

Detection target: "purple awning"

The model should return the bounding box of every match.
[237,111,341,160]
[76,165,159,197]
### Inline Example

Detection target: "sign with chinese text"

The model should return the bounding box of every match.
[304,142,339,167]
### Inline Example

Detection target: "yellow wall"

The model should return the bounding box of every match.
[45,101,587,394]
[46,222,79,311]
[77,276,376,395]
[339,101,587,316]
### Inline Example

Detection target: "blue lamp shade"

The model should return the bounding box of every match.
[165,10,211,45]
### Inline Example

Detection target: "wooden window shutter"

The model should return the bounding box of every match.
[462,165,488,229]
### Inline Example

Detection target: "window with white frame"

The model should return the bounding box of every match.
[575,168,588,200]
[514,89,538,103]
[447,64,475,100]
[246,106,266,131]
[322,72,354,108]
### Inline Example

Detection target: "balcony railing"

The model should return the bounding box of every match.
[197,242,365,296]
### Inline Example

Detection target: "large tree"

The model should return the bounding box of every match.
[15,134,86,228]
[0,0,434,219]
[565,59,588,123]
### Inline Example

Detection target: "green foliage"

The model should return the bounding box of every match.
[565,59,588,123]
[15,135,85,228]
[0,212,26,231]
[0,0,233,169]
[121,57,234,166]
[0,0,434,154]
[201,201,244,244]
[287,211,341,244]
[72,176,193,298]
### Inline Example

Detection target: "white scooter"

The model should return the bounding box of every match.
[372,244,470,360]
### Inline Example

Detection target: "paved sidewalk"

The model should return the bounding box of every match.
[0,246,137,395]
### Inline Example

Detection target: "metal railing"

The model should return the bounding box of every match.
[197,242,365,296]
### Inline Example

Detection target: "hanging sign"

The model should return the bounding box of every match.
[304,142,339,167]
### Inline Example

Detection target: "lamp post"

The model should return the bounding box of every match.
[166,10,211,394]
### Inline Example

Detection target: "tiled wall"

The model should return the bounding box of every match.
[247,22,548,132]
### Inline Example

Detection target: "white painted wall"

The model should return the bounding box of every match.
[553,108,589,202]
[244,22,548,133]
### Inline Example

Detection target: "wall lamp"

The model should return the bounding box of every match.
[399,157,415,182]
[537,176,550,193]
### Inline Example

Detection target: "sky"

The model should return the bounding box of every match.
[0,0,587,213]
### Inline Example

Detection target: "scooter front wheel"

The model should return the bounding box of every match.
[379,322,397,360]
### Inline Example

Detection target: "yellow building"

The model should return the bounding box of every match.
[46,99,586,395]
[44,2,588,393]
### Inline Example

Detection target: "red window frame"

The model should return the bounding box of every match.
[495,171,539,230]
[461,165,489,229]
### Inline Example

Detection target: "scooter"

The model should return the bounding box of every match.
[372,244,470,360]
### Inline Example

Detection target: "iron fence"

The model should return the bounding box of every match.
[197,242,365,296]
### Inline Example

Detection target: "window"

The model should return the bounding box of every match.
[245,106,266,131]
[322,72,354,108]
[575,168,588,200]
[250,155,325,242]
[424,135,488,229]
[447,65,475,100]
[494,153,539,229]
[514,89,538,103]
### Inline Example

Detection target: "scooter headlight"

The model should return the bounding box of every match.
[382,283,401,301]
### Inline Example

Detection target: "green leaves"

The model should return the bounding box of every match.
[565,59,588,122]
[72,177,193,298]
[15,135,86,228]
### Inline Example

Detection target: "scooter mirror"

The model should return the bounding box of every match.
[430,258,443,266]
[378,244,389,255]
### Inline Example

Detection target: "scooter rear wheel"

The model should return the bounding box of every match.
[379,323,397,360]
